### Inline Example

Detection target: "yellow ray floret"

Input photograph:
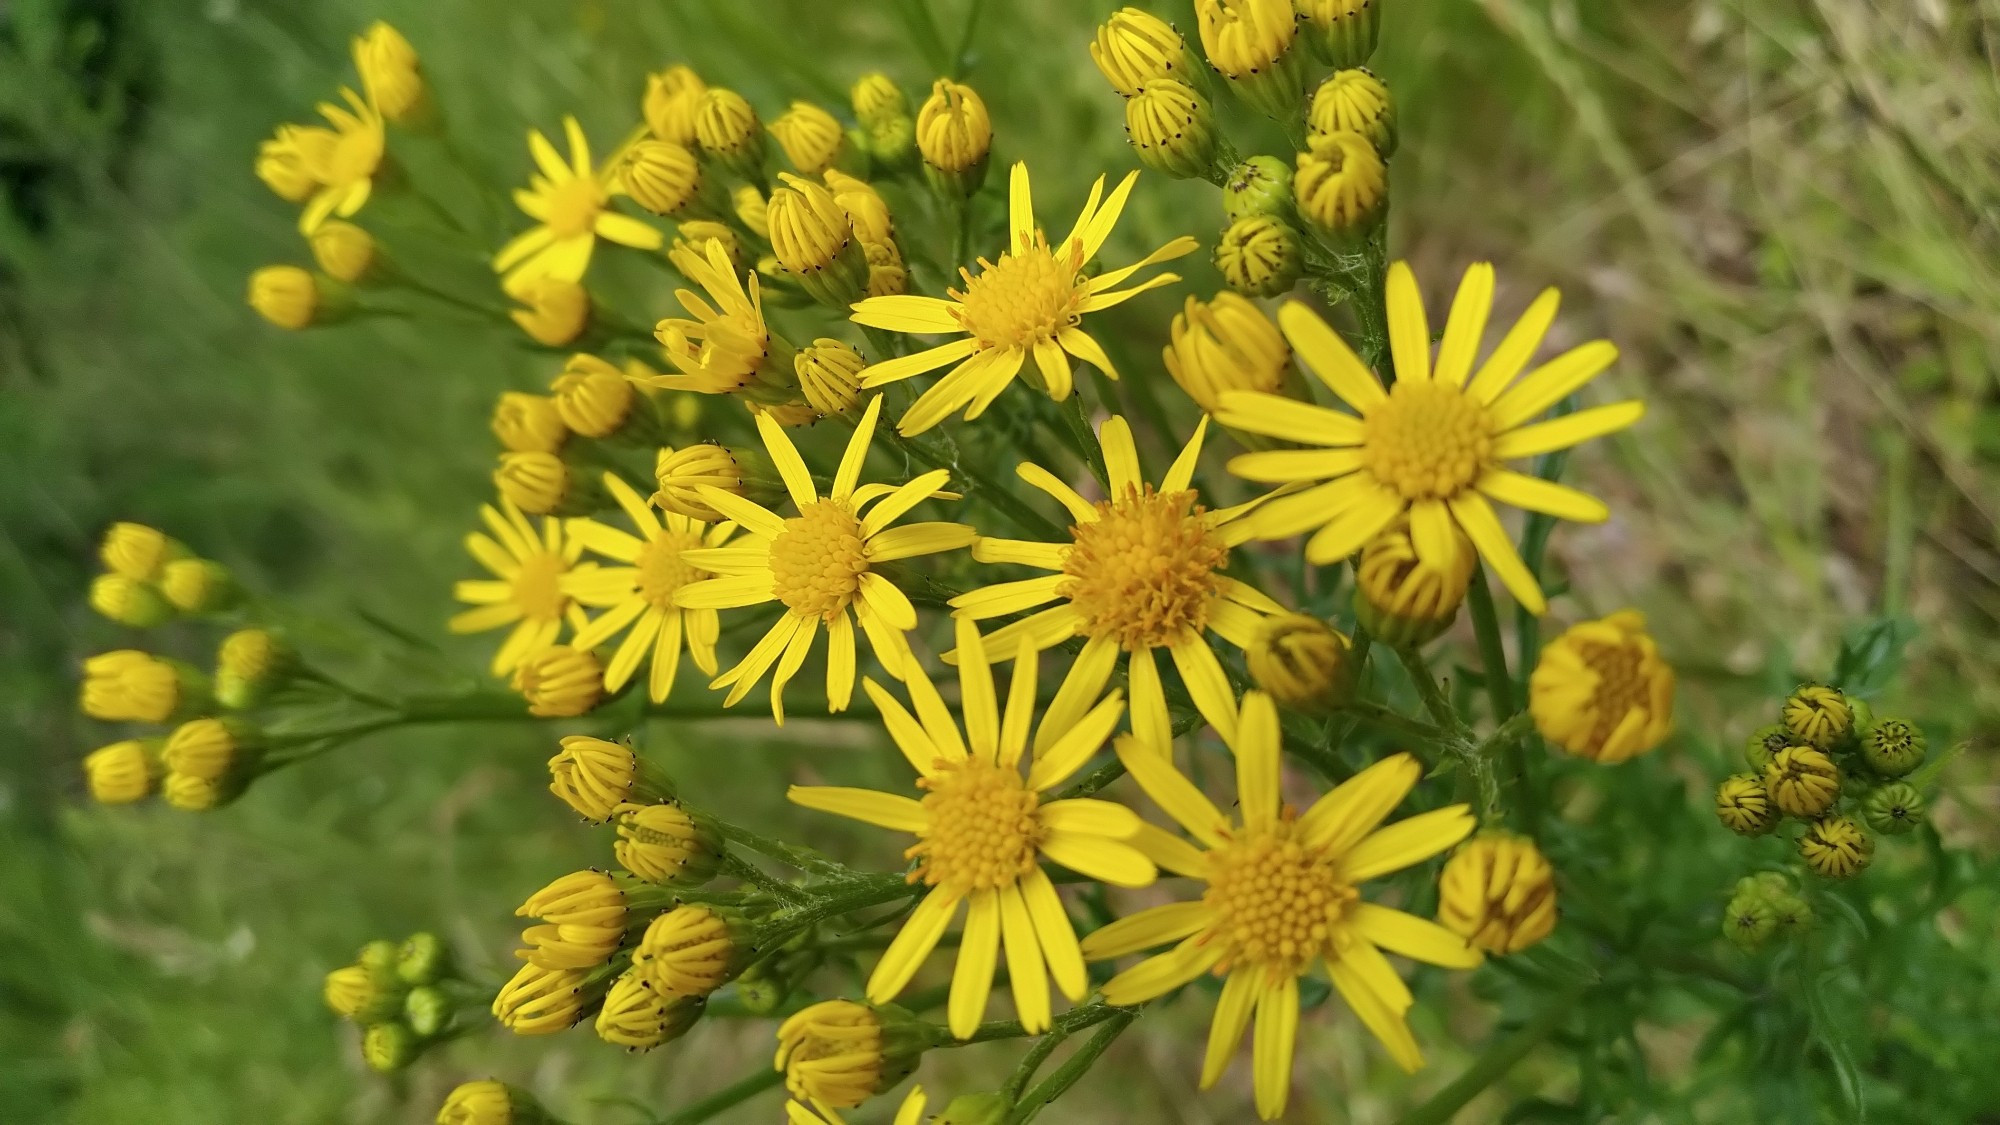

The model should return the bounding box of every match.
[449,498,594,677]
[1217,261,1645,614]
[850,161,1197,434]
[789,620,1156,1038]
[298,87,384,235]
[1080,692,1481,1120]
[674,395,974,722]
[950,414,1282,753]
[495,115,664,286]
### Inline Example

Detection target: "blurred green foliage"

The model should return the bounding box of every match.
[4,0,1998,1122]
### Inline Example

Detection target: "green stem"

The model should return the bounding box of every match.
[1009,1009,1137,1123]
[1052,758,1126,800]
[655,1067,784,1125]
[712,817,850,879]
[882,428,1065,540]
[1468,567,1536,829]
[1396,981,1587,1125]
[1059,392,1109,488]
[723,852,810,906]
[1394,647,1459,732]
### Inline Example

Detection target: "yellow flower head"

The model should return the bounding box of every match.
[915,79,991,175]
[1294,129,1385,236]
[596,969,704,1050]
[513,645,604,717]
[564,473,732,702]
[549,354,635,437]
[772,101,849,175]
[622,139,705,217]
[1220,262,1644,614]
[769,174,869,306]
[495,116,664,286]
[644,65,707,146]
[492,961,594,1036]
[1354,516,1476,646]
[852,163,1196,434]
[248,265,318,330]
[1163,291,1290,412]
[1764,744,1839,819]
[1783,684,1852,750]
[1436,831,1558,954]
[775,999,926,1109]
[633,904,740,997]
[643,240,782,395]
[1309,68,1395,154]
[506,276,591,347]
[1799,816,1874,879]
[1082,697,1480,1120]
[673,396,973,722]
[791,619,1154,1039]
[83,740,159,805]
[614,801,721,885]
[99,521,180,581]
[1195,0,1297,77]
[952,415,1280,752]
[491,392,567,454]
[824,170,894,245]
[654,443,748,521]
[299,88,384,234]
[516,869,627,970]
[89,573,173,628]
[1213,214,1301,298]
[1529,611,1674,762]
[1246,614,1353,712]
[695,87,764,175]
[1091,8,1193,97]
[352,21,426,124]
[796,339,866,417]
[449,499,590,676]
[494,450,569,515]
[310,220,375,283]
[1715,773,1778,836]
[81,650,190,723]
[256,124,334,203]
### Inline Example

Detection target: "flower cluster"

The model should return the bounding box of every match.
[322,932,462,1073]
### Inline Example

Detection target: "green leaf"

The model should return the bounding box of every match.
[1829,617,1918,698]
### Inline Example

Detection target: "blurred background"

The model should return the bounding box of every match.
[4,0,1997,1121]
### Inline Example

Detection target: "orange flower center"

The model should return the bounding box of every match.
[908,757,1042,894]
[1361,380,1494,501]
[1201,819,1356,980]
[1061,485,1227,651]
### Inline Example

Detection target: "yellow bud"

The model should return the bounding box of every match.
[516,869,627,971]
[654,444,746,521]
[162,770,226,812]
[596,969,705,1050]
[770,101,848,176]
[99,522,182,582]
[916,79,991,191]
[550,354,635,437]
[1091,8,1194,97]
[1246,614,1352,711]
[1783,684,1852,751]
[775,1000,923,1108]
[695,87,764,176]
[1438,832,1555,954]
[256,124,333,203]
[1353,516,1474,646]
[1764,745,1840,818]
[615,801,722,885]
[1294,0,1381,69]
[677,219,743,271]
[162,717,257,783]
[1799,815,1874,879]
[216,627,293,709]
[865,240,909,297]
[492,961,594,1036]
[622,139,705,217]
[1529,611,1675,764]
[352,22,426,124]
[1715,773,1778,836]
[1295,130,1386,239]
[494,451,568,516]
[160,557,238,614]
[1308,68,1395,154]
[633,905,739,997]
[850,72,909,129]
[491,391,567,454]
[732,184,770,238]
[1125,78,1217,180]
[513,645,604,717]
[823,169,895,245]
[1163,291,1289,411]
[247,265,317,330]
[438,1080,541,1125]
[309,220,376,283]
[1213,215,1301,298]
[83,740,159,804]
[324,961,405,1024]
[768,175,868,307]
[507,277,590,347]
[548,735,648,822]
[795,339,866,417]
[1196,0,1306,118]
[643,65,707,146]
[81,650,194,723]
[89,573,174,627]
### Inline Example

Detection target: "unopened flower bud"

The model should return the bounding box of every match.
[160,557,239,614]
[735,962,788,1014]
[1353,517,1474,646]
[83,739,160,804]
[549,735,672,822]
[1246,614,1352,712]
[695,88,764,178]
[398,931,453,985]
[1437,831,1555,954]
[1213,215,1301,298]
[89,574,174,627]
[508,277,590,347]
[551,353,636,437]
[1295,0,1381,69]
[1763,744,1839,818]
[1125,79,1217,180]
[325,961,405,1024]
[512,645,604,717]
[771,101,849,176]
[405,985,453,1038]
[633,904,742,997]
[248,266,318,330]
[916,79,991,196]
[162,717,261,784]
[775,1000,930,1108]
[1295,130,1386,243]
[614,801,722,885]
[1782,684,1852,750]
[1860,716,1925,776]
[732,183,770,237]
[623,139,706,217]
[1714,774,1777,836]
[768,174,870,308]
[824,169,895,245]
[1743,723,1796,771]
[654,443,761,522]
[161,770,232,811]
[310,220,377,283]
[359,939,399,973]
[644,65,706,146]
[866,114,917,169]
[215,628,295,710]
[864,239,909,298]
[495,451,570,516]
[82,650,206,723]
[1799,815,1874,879]
[492,961,597,1036]
[677,219,744,271]
[596,970,705,1051]
[1529,611,1675,764]
[1091,8,1200,97]
[363,1021,421,1072]
[353,22,427,125]
[1721,893,1776,951]
[516,869,628,971]
[99,522,184,582]
[1222,155,1294,222]
[491,392,566,455]
[796,340,866,417]
[1308,68,1395,154]
[1196,0,1307,119]
[1163,292,1289,412]
[1861,781,1925,835]
[852,73,909,129]
[438,1080,551,1125]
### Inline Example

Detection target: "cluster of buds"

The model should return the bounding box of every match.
[774,999,933,1110]
[322,932,463,1072]
[89,522,240,626]
[1720,872,1813,952]
[487,353,677,517]
[1714,683,1933,882]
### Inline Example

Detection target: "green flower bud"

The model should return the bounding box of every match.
[734,970,788,1016]
[1769,892,1814,934]
[1861,716,1925,777]
[1296,0,1381,69]
[404,985,453,1038]
[1862,781,1925,835]
[1222,156,1293,221]
[358,939,399,974]
[397,931,451,985]
[1722,894,1776,950]
[362,1021,420,1072]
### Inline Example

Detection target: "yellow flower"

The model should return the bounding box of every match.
[614,801,721,885]
[89,573,173,627]
[771,101,849,175]
[248,266,318,330]
[352,21,426,124]
[1162,291,1290,412]
[673,396,973,722]
[492,961,594,1035]
[786,1088,928,1125]
[1213,214,1301,298]
[516,869,627,970]
[695,87,765,176]
[1309,69,1395,154]
[256,124,334,203]
[620,139,705,218]
[774,999,926,1109]
[309,220,376,282]
[1436,832,1557,954]
[547,734,668,822]
[83,740,158,804]
[951,415,1280,751]
[495,116,664,286]
[513,645,604,717]
[1091,8,1195,96]
[1715,774,1778,836]
[1246,614,1352,712]
[564,473,733,702]
[506,275,590,347]
[1799,816,1873,878]
[915,79,992,177]
[1218,263,1644,614]
[494,451,569,515]
[81,650,191,723]
[640,240,785,395]
[1353,516,1475,646]
[491,391,567,454]
[99,522,180,581]
[1528,611,1675,762]
[448,499,590,676]
[633,904,740,996]
[1783,684,1852,750]
[549,354,635,437]
[299,88,384,234]
[1082,697,1480,1120]
[824,170,895,245]
[768,174,869,307]
[596,969,704,1050]
[733,183,770,237]
[644,65,707,146]
[1764,745,1839,818]
[790,620,1154,1039]
[1293,129,1385,237]
[851,162,1196,434]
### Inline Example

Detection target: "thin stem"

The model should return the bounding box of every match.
[655,1067,784,1125]
[295,667,398,710]
[1001,1020,1075,1103]
[723,852,810,906]
[1394,647,1460,732]
[1397,981,1586,1125]
[712,816,850,879]
[1010,1009,1138,1123]
[1465,569,1517,723]
[1059,392,1109,488]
